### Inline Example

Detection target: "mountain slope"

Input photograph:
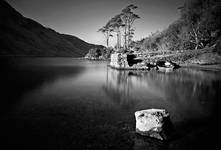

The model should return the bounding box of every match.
[0,0,103,57]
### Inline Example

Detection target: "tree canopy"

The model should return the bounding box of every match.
[98,4,140,51]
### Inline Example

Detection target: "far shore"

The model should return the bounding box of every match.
[1,55,221,71]
[0,55,84,58]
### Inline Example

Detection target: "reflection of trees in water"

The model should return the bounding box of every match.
[154,69,220,104]
[103,67,221,122]
[156,69,221,124]
[103,67,137,110]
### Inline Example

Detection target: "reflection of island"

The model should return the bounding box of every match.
[103,67,221,124]
[103,68,136,109]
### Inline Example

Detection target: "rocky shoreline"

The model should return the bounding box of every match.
[109,52,179,71]
[84,46,221,70]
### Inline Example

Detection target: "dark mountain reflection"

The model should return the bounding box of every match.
[0,57,86,113]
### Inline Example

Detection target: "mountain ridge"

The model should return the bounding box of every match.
[0,0,104,57]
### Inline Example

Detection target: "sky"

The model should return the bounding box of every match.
[6,0,185,46]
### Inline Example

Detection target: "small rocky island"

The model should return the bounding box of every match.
[85,46,221,70]
[109,52,179,71]
[83,0,221,70]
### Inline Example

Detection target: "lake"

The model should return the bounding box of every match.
[1,58,221,150]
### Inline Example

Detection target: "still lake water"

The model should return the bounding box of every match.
[1,58,221,150]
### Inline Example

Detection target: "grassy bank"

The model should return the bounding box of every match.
[143,47,221,68]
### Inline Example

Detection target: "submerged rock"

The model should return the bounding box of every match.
[135,109,172,140]
[156,60,180,68]
[155,60,180,72]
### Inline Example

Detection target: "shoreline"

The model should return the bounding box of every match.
[180,64,221,70]
[0,55,83,58]
[1,55,221,70]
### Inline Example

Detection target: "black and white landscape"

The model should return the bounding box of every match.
[0,1,104,56]
[0,0,221,150]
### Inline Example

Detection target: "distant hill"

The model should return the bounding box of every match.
[0,0,104,57]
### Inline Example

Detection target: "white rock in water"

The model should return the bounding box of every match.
[135,109,170,140]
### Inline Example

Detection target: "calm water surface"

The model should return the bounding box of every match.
[1,58,221,150]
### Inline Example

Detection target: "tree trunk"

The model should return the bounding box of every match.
[105,32,109,48]
[107,37,109,48]
[115,27,121,51]
[195,35,199,49]
[119,30,121,50]
[128,24,131,49]
[124,26,127,49]
[192,27,199,50]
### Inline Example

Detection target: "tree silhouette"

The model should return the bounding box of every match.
[121,4,140,50]
[108,14,124,51]
[98,24,113,47]
[98,4,140,51]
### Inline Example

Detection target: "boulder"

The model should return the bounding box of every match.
[135,109,171,140]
